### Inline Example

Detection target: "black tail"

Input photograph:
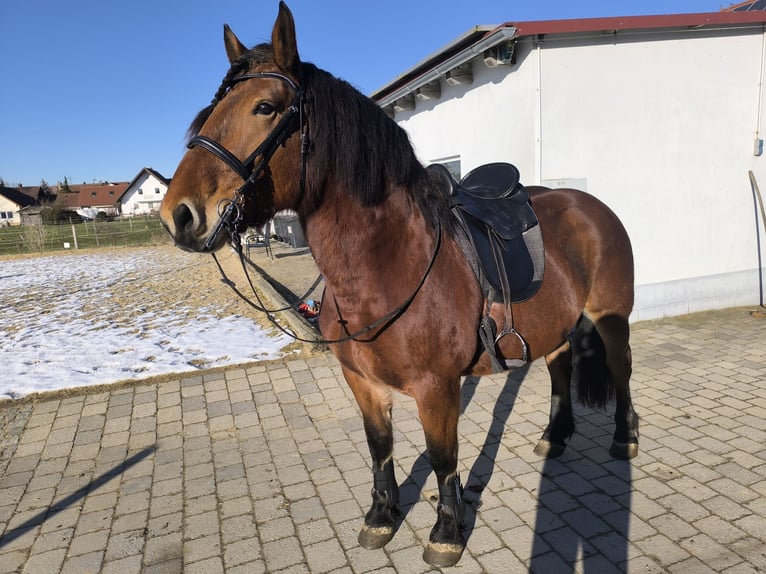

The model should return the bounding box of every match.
[570,315,614,409]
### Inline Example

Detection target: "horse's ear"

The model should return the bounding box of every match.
[224,24,248,65]
[272,1,300,72]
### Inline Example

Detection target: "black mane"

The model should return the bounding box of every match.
[301,62,453,231]
[188,43,452,232]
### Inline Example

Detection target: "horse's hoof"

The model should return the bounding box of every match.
[358,524,395,549]
[533,439,566,458]
[610,441,639,460]
[423,541,465,567]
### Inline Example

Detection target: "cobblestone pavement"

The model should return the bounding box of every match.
[1,293,765,572]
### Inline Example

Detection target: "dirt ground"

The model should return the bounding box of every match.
[152,239,324,345]
[2,238,324,357]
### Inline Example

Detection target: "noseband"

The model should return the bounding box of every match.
[187,71,309,251]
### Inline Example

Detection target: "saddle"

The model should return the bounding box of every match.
[429,162,545,372]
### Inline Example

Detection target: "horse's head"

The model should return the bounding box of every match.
[160,1,306,252]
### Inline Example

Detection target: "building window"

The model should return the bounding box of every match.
[155,187,161,194]
[1,211,13,219]
[432,156,461,180]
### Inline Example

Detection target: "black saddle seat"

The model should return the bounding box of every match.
[458,162,523,199]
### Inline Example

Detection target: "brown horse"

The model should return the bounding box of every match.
[160,2,638,567]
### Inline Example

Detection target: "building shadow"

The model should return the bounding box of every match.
[241,252,321,306]
[0,446,155,549]
[274,247,311,258]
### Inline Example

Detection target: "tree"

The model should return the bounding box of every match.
[38,179,56,204]
[59,176,73,193]
[41,194,81,224]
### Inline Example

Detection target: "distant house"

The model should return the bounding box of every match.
[119,168,170,216]
[0,186,38,226]
[1,168,171,225]
[57,182,129,220]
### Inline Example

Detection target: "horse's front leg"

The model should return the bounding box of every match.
[342,369,401,549]
[416,376,466,568]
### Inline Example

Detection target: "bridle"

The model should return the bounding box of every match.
[187,66,443,345]
[187,71,309,251]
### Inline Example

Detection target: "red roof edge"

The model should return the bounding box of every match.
[505,11,766,38]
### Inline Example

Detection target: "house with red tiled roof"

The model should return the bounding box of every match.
[56,182,129,220]
[372,4,766,320]
[1,168,171,223]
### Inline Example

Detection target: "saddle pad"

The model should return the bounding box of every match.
[460,211,544,302]
[429,162,544,303]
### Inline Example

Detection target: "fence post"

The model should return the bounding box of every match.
[93,220,100,247]
[71,224,79,249]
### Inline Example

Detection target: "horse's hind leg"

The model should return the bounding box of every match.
[343,369,401,549]
[592,312,639,459]
[415,376,466,568]
[534,340,576,458]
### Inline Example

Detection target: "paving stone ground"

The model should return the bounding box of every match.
[1,248,765,572]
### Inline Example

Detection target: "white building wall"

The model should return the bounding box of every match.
[391,27,766,321]
[0,196,21,226]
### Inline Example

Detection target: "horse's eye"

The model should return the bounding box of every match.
[253,102,276,116]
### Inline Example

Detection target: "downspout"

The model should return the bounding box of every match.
[756,24,766,150]
[751,25,766,314]
[534,36,543,185]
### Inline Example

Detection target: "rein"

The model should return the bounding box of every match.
[212,221,442,345]
[193,69,443,344]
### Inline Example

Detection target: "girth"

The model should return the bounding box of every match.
[430,162,545,372]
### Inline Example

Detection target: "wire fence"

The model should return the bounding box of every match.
[0,215,170,256]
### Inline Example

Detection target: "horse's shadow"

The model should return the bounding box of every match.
[395,369,527,535]
[528,414,632,572]
[396,370,632,571]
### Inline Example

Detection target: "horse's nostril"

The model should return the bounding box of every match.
[173,204,195,233]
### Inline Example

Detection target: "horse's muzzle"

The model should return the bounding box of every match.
[161,201,219,252]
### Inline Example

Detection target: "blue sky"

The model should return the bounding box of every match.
[1,1,728,187]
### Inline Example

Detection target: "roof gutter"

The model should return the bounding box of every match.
[374,26,517,109]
